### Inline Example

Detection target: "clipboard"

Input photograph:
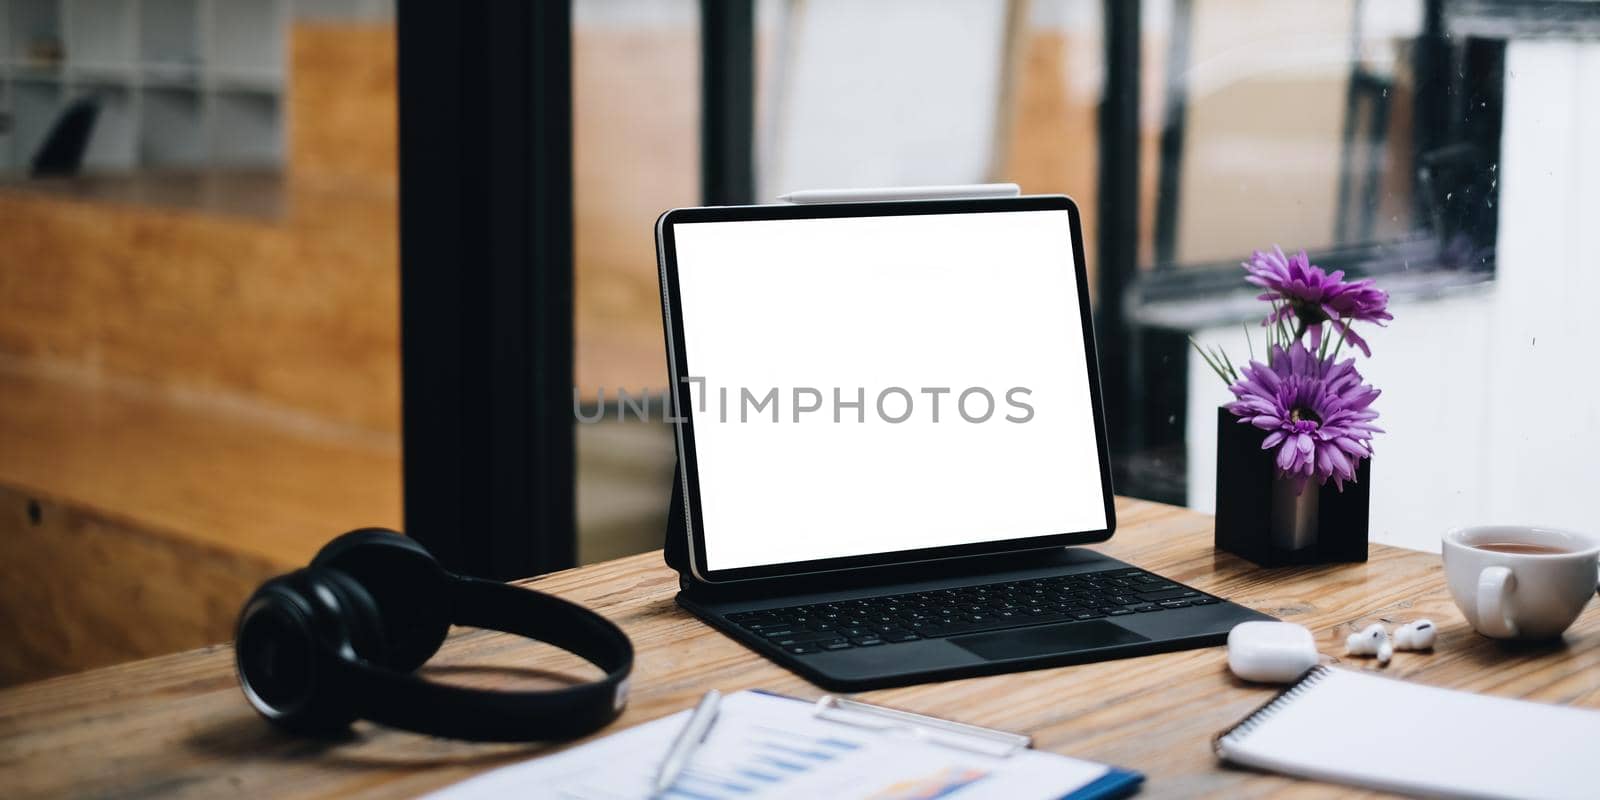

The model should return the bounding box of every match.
[806,694,1031,757]
[804,693,1143,799]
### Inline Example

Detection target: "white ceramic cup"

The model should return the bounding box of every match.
[1442,525,1599,640]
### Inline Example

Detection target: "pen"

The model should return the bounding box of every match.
[652,689,721,798]
[777,183,1020,204]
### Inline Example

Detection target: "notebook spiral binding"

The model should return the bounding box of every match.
[1213,665,1333,755]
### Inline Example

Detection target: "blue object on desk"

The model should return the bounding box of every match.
[1066,768,1144,800]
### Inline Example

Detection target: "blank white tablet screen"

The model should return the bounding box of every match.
[671,209,1108,572]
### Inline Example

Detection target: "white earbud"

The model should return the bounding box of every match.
[1344,622,1392,665]
[1392,619,1437,651]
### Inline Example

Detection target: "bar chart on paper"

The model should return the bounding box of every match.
[424,691,1122,800]
[558,723,897,799]
[547,705,993,800]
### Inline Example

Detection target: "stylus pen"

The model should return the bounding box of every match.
[652,689,722,798]
[777,183,1021,204]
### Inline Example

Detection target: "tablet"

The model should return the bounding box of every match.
[655,196,1115,583]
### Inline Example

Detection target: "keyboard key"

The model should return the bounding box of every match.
[1158,600,1192,609]
[785,644,820,655]
[1191,597,1219,605]
[918,617,1041,637]
[1071,611,1105,621]
[1135,588,1200,602]
[1106,608,1135,616]
[1129,604,1163,613]
[851,637,885,647]
[822,640,854,651]
[769,631,846,646]
[883,631,920,643]
[743,621,791,632]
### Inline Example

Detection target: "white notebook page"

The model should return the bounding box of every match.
[1216,666,1600,799]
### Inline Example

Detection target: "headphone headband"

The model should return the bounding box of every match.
[334,576,632,741]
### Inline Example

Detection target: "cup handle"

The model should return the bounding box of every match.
[1476,566,1518,638]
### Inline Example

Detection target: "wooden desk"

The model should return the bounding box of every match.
[2,498,1597,798]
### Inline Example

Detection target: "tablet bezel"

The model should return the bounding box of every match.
[655,195,1116,584]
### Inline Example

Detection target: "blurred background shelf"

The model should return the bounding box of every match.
[0,0,285,176]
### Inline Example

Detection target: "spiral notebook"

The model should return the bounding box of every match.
[427,690,1142,799]
[1215,666,1600,799]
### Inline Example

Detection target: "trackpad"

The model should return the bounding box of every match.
[952,621,1149,661]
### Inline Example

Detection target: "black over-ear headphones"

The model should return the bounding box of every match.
[234,529,633,742]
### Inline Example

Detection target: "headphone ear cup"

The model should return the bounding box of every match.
[315,568,389,666]
[236,568,378,736]
[311,529,452,672]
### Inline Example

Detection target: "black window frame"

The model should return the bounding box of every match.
[397,0,576,579]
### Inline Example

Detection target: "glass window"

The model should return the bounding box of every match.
[1174,0,1595,552]
[746,0,1596,555]
[572,0,698,563]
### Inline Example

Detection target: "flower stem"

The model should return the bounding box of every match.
[1188,337,1234,386]
[1329,318,1350,362]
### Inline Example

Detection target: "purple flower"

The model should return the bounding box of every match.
[1243,246,1393,356]
[1225,342,1383,492]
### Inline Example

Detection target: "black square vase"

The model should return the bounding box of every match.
[1213,408,1369,566]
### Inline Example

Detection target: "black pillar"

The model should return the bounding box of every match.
[1153,0,1191,268]
[397,1,575,579]
[1097,0,1142,463]
[701,0,756,205]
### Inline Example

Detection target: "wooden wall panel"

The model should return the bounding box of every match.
[289,23,399,185]
[999,29,1168,286]
[0,22,404,434]
[0,188,401,433]
[0,486,285,687]
[0,363,403,569]
[572,27,698,395]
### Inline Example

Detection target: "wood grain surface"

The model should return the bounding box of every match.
[0,23,404,434]
[0,486,284,686]
[2,497,1595,798]
[0,361,401,685]
[0,362,403,571]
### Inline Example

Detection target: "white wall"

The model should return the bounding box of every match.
[757,0,1009,200]
[1187,38,1600,553]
